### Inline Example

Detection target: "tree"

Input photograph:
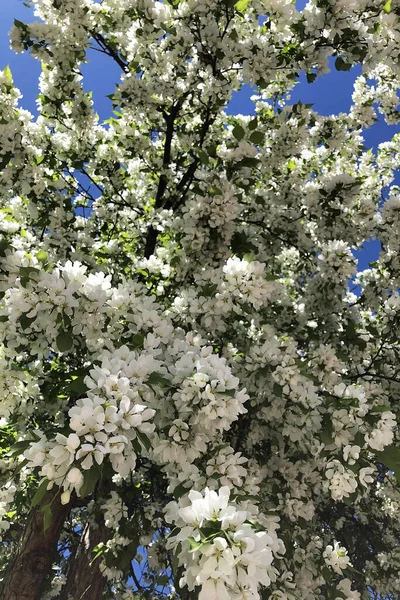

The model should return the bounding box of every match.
[0,0,400,598]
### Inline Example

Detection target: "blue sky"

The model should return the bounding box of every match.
[1,0,399,273]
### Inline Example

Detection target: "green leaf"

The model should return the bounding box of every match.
[6,440,31,457]
[0,152,12,170]
[201,283,218,297]
[68,375,88,395]
[374,446,400,480]
[231,230,257,258]
[247,519,266,532]
[236,157,259,168]
[42,503,52,532]
[90,542,105,566]
[248,117,258,130]
[218,388,236,398]
[79,464,101,498]
[3,65,12,84]
[147,372,170,387]
[31,479,49,507]
[371,405,392,413]
[35,250,48,263]
[14,19,27,30]
[136,430,152,452]
[14,458,28,474]
[232,124,245,141]
[249,131,265,145]
[321,566,332,583]
[156,575,170,586]
[383,0,392,13]
[197,149,209,165]
[56,331,74,353]
[19,266,40,288]
[118,541,139,569]
[172,483,190,499]
[335,57,352,71]
[235,0,251,11]
[306,72,317,83]
[188,536,204,552]
[320,423,335,446]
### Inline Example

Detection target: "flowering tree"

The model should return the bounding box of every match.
[1,0,400,598]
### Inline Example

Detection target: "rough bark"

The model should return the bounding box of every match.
[1,490,70,600]
[59,520,108,600]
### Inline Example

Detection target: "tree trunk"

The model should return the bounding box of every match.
[1,490,70,600]
[59,520,108,600]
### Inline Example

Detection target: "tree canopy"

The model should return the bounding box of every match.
[1,0,400,599]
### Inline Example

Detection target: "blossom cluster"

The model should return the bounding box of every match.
[165,487,284,600]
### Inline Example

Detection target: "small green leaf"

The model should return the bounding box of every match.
[374,445,400,481]
[90,542,105,565]
[68,375,87,395]
[19,266,40,284]
[0,152,12,170]
[56,332,73,353]
[232,124,245,141]
[201,283,218,297]
[3,66,12,84]
[335,57,352,71]
[14,458,28,474]
[371,405,392,413]
[172,483,190,499]
[42,503,52,532]
[320,424,335,446]
[219,388,236,398]
[321,566,332,583]
[235,0,251,11]
[383,0,392,13]
[31,479,49,507]
[156,575,170,586]
[136,430,152,452]
[249,131,265,145]
[79,464,101,498]
[14,19,26,29]
[129,333,145,349]
[6,440,31,457]
[236,157,259,168]
[306,72,317,83]
[248,117,258,130]
[197,149,209,165]
[188,536,204,552]
[147,372,170,387]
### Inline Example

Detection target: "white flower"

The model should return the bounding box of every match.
[359,467,375,487]
[323,541,351,574]
[65,467,84,489]
[199,578,231,600]
[48,433,80,467]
